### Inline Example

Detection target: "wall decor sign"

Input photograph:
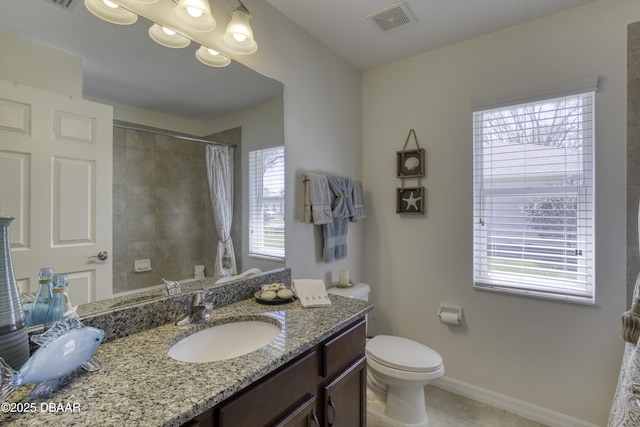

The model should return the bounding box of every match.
[396,187,425,214]
[397,129,425,178]
[396,129,426,215]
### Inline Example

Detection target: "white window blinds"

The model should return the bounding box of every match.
[472,90,595,304]
[248,146,285,260]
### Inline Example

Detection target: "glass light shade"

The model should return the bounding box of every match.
[196,46,231,67]
[172,0,216,32]
[148,24,191,48]
[221,9,257,55]
[84,0,138,25]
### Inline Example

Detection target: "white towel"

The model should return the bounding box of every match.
[303,173,333,225]
[292,279,331,308]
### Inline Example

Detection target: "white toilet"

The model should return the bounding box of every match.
[327,283,444,427]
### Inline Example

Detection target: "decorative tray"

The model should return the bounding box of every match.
[254,291,295,305]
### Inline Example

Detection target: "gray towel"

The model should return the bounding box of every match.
[303,173,333,225]
[327,175,355,219]
[323,218,348,263]
[351,180,366,221]
[322,176,354,263]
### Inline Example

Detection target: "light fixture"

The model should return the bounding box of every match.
[172,0,216,32]
[221,2,257,55]
[84,0,258,68]
[84,0,138,25]
[196,46,231,67]
[148,23,191,48]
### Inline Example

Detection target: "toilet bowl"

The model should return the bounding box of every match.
[366,335,444,427]
[326,283,444,427]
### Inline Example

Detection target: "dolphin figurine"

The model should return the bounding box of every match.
[0,317,104,402]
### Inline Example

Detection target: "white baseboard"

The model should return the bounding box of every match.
[433,376,601,427]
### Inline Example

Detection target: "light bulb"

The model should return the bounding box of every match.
[162,27,176,36]
[186,6,203,18]
[232,33,247,42]
[103,0,119,8]
[207,48,220,55]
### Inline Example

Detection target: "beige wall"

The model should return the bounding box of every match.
[362,0,637,424]
[0,30,82,99]
[234,0,364,286]
[6,0,631,423]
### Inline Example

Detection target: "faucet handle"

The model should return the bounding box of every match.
[200,302,214,321]
[192,290,208,306]
[163,278,181,295]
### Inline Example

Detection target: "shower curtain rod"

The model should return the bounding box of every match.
[113,123,237,148]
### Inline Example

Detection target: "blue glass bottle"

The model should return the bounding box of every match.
[31,267,54,326]
[44,274,68,331]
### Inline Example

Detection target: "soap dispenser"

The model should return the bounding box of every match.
[32,267,54,326]
[44,274,68,331]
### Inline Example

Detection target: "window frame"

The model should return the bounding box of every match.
[472,81,597,305]
[248,146,285,261]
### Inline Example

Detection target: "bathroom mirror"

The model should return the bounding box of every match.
[0,1,285,316]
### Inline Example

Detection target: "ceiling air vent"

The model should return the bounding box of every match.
[366,1,416,33]
[43,0,74,8]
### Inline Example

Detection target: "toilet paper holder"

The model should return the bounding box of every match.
[438,304,462,325]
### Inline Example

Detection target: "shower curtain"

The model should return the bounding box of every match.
[609,276,640,426]
[206,145,237,277]
[609,204,640,426]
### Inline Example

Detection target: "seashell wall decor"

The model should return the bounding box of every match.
[396,129,426,215]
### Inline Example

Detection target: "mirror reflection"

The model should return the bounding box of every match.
[0,1,285,319]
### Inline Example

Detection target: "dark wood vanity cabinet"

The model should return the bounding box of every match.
[181,318,367,427]
[321,357,367,427]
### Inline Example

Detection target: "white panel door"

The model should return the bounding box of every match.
[0,80,113,303]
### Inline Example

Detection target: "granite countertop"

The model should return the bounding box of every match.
[2,295,372,427]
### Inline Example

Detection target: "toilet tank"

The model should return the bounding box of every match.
[327,282,370,301]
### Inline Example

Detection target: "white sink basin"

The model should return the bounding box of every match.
[168,320,282,363]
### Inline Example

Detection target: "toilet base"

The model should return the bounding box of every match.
[367,388,430,427]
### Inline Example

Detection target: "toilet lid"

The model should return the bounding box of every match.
[366,335,443,373]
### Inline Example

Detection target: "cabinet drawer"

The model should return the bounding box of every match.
[218,350,319,427]
[322,319,365,379]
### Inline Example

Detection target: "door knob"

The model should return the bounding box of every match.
[89,251,109,261]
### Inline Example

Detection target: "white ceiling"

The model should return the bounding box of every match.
[0,0,599,119]
[0,0,284,121]
[265,0,599,71]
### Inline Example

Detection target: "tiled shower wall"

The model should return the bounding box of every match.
[628,22,640,306]
[112,122,241,294]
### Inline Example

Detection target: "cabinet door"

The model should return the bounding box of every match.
[322,357,367,427]
[274,395,320,427]
[218,350,319,426]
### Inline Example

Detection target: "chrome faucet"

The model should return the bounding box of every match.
[176,291,214,326]
[163,278,181,296]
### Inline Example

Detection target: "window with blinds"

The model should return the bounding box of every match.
[472,90,595,304]
[248,146,285,260]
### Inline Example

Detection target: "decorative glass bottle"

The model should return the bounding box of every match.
[0,216,30,369]
[44,274,69,331]
[31,267,54,326]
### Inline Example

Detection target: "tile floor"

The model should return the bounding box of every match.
[368,385,549,427]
